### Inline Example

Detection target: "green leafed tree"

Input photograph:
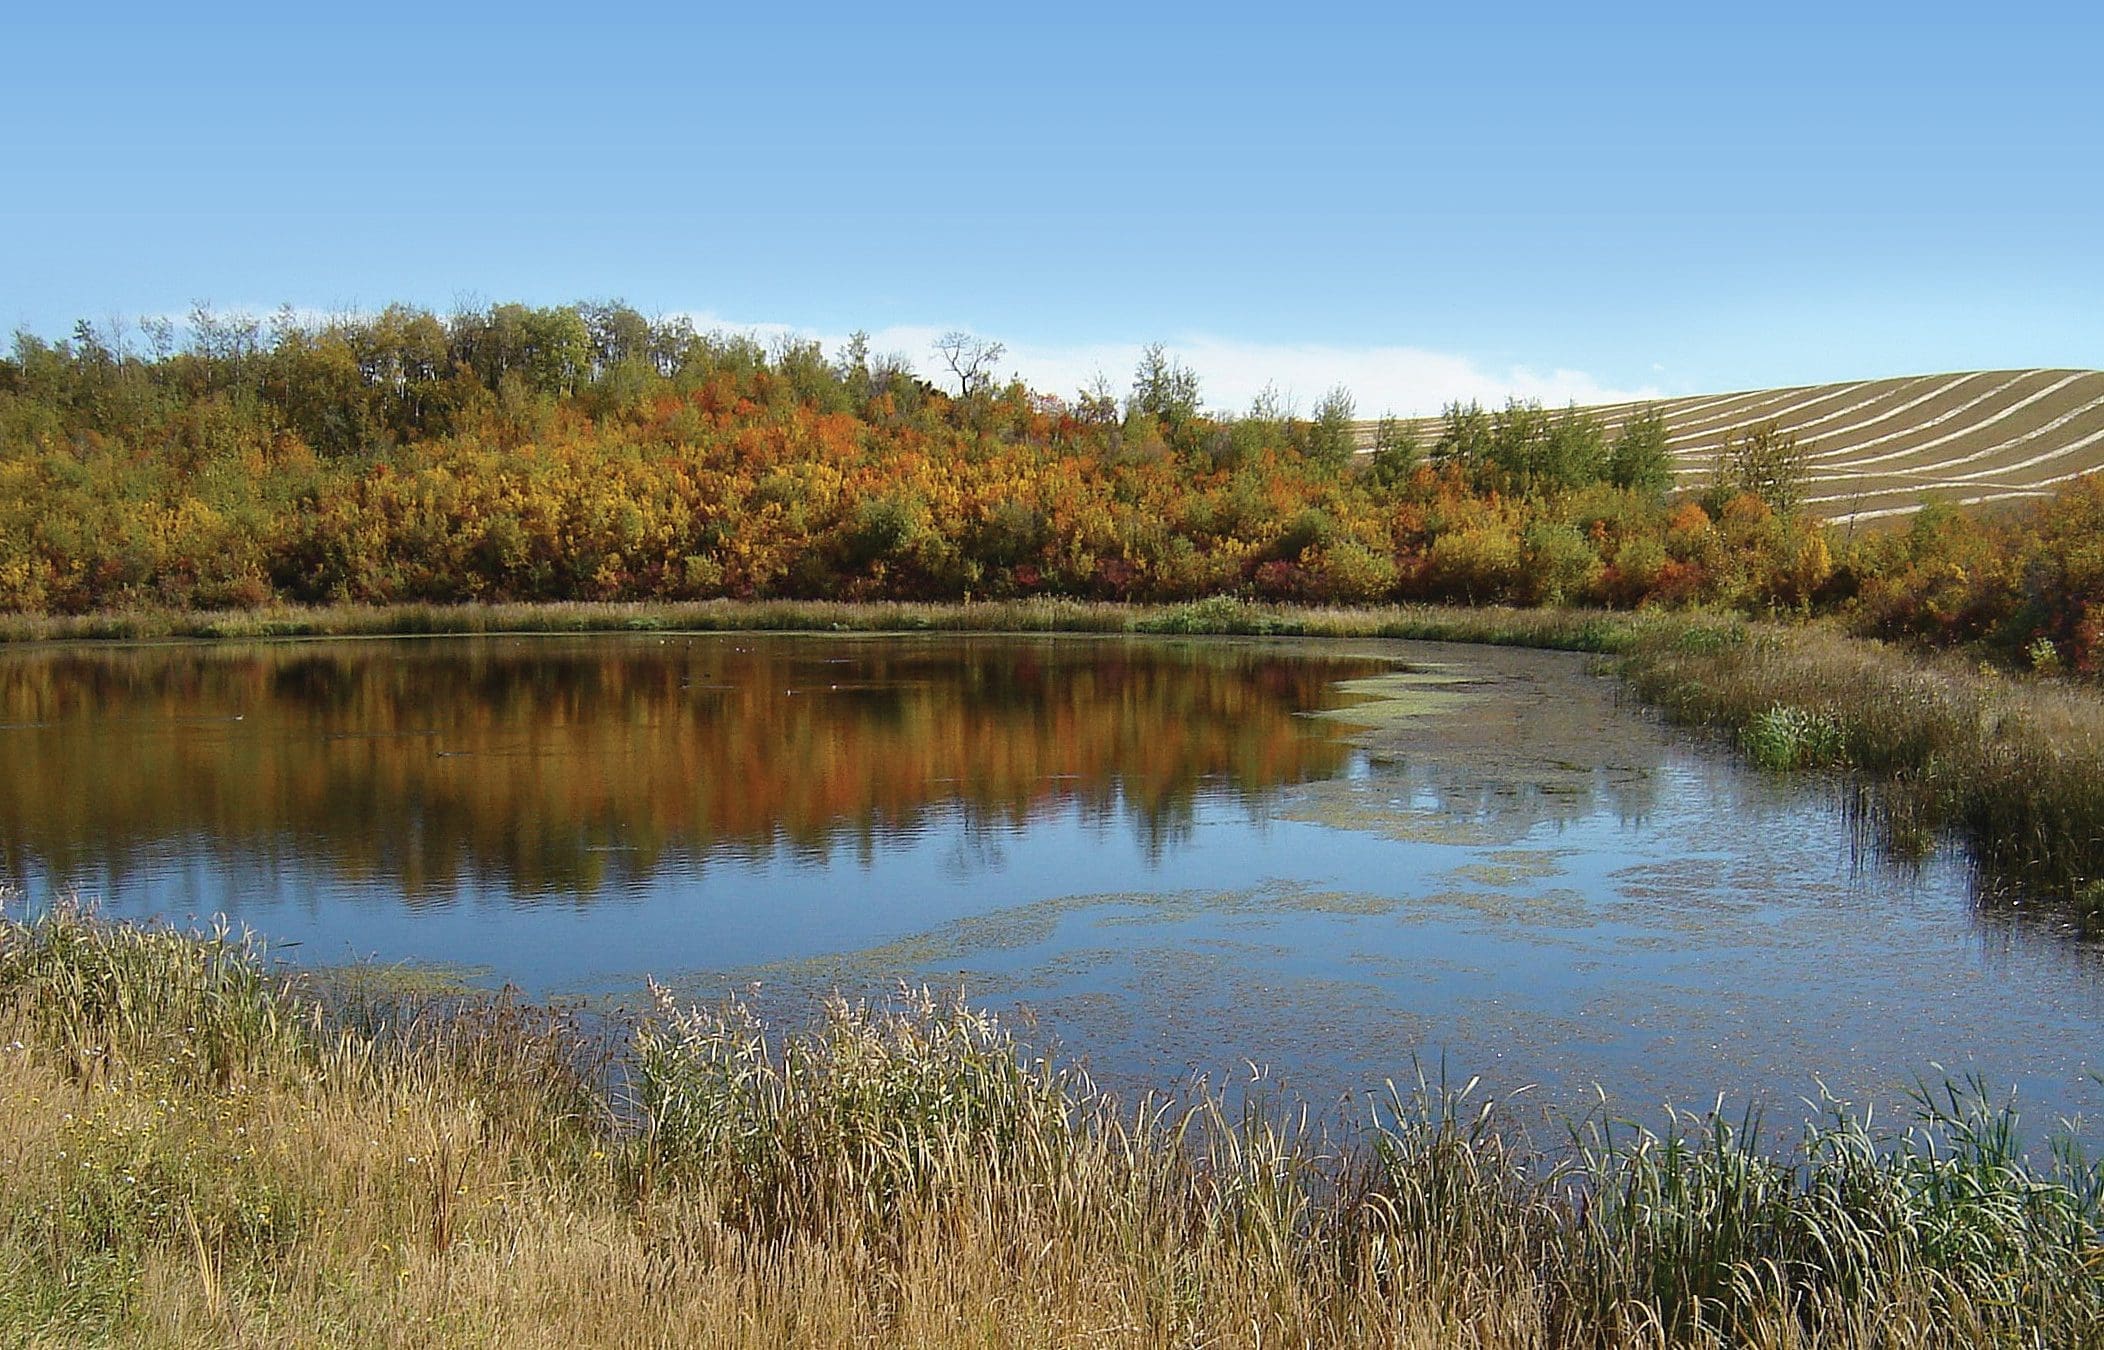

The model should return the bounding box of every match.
[1541,405,1608,490]
[1303,385,1357,469]
[1487,398,1554,490]
[1433,400,1493,470]
[1128,343,1202,427]
[1608,405,1674,494]
[1365,416,1421,489]
[1725,420,1810,516]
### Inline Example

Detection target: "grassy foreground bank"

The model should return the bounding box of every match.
[1,904,2099,1349]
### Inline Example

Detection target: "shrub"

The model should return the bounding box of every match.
[1609,536,1670,604]
[1740,703,1848,770]
[1425,526,1524,603]
[1134,594,1281,635]
[1522,521,1604,605]
[1306,539,1398,603]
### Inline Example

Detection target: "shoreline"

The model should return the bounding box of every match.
[0,596,1719,653]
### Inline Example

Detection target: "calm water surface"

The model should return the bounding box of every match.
[3,633,2097,1133]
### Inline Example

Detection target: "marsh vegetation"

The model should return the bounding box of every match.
[1623,623,2104,923]
[2,904,2098,1348]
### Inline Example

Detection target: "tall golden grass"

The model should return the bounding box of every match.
[1,903,2096,1348]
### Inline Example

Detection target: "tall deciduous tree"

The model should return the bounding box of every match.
[1128,343,1201,427]
[1304,386,1358,469]
[933,331,1005,397]
[1366,416,1421,489]
[1434,400,1493,469]
[1725,421,1809,516]
[1608,406,1674,494]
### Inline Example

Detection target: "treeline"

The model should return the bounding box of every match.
[3,302,928,459]
[1,299,2096,670]
[0,300,1841,617]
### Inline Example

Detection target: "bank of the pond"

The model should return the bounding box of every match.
[1,904,2097,1349]
[1622,624,2104,921]
[0,596,1697,652]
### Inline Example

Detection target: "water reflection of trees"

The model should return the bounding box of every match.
[0,637,1382,900]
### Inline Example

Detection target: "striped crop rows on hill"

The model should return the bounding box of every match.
[1361,369,2104,523]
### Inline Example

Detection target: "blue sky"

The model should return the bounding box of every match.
[7,5,2101,414]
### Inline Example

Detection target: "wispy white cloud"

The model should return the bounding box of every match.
[671,312,1667,417]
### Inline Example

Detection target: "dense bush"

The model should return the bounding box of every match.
[1844,478,2104,671]
[0,302,2050,626]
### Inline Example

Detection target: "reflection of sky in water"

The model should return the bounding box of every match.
[691,753,2104,1142]
[6,635,2102,1144]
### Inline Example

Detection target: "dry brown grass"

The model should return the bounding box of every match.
[1,905,2097,1348]
[0,1002,1521,1348]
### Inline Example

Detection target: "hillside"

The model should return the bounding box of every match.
[1366,369,2104,524]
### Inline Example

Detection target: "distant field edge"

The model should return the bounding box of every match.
[1354,367,2104,523]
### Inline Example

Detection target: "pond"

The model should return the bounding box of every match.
[2,632,2098,1135]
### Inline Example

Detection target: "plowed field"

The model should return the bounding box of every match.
[1362,370,2104,522]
